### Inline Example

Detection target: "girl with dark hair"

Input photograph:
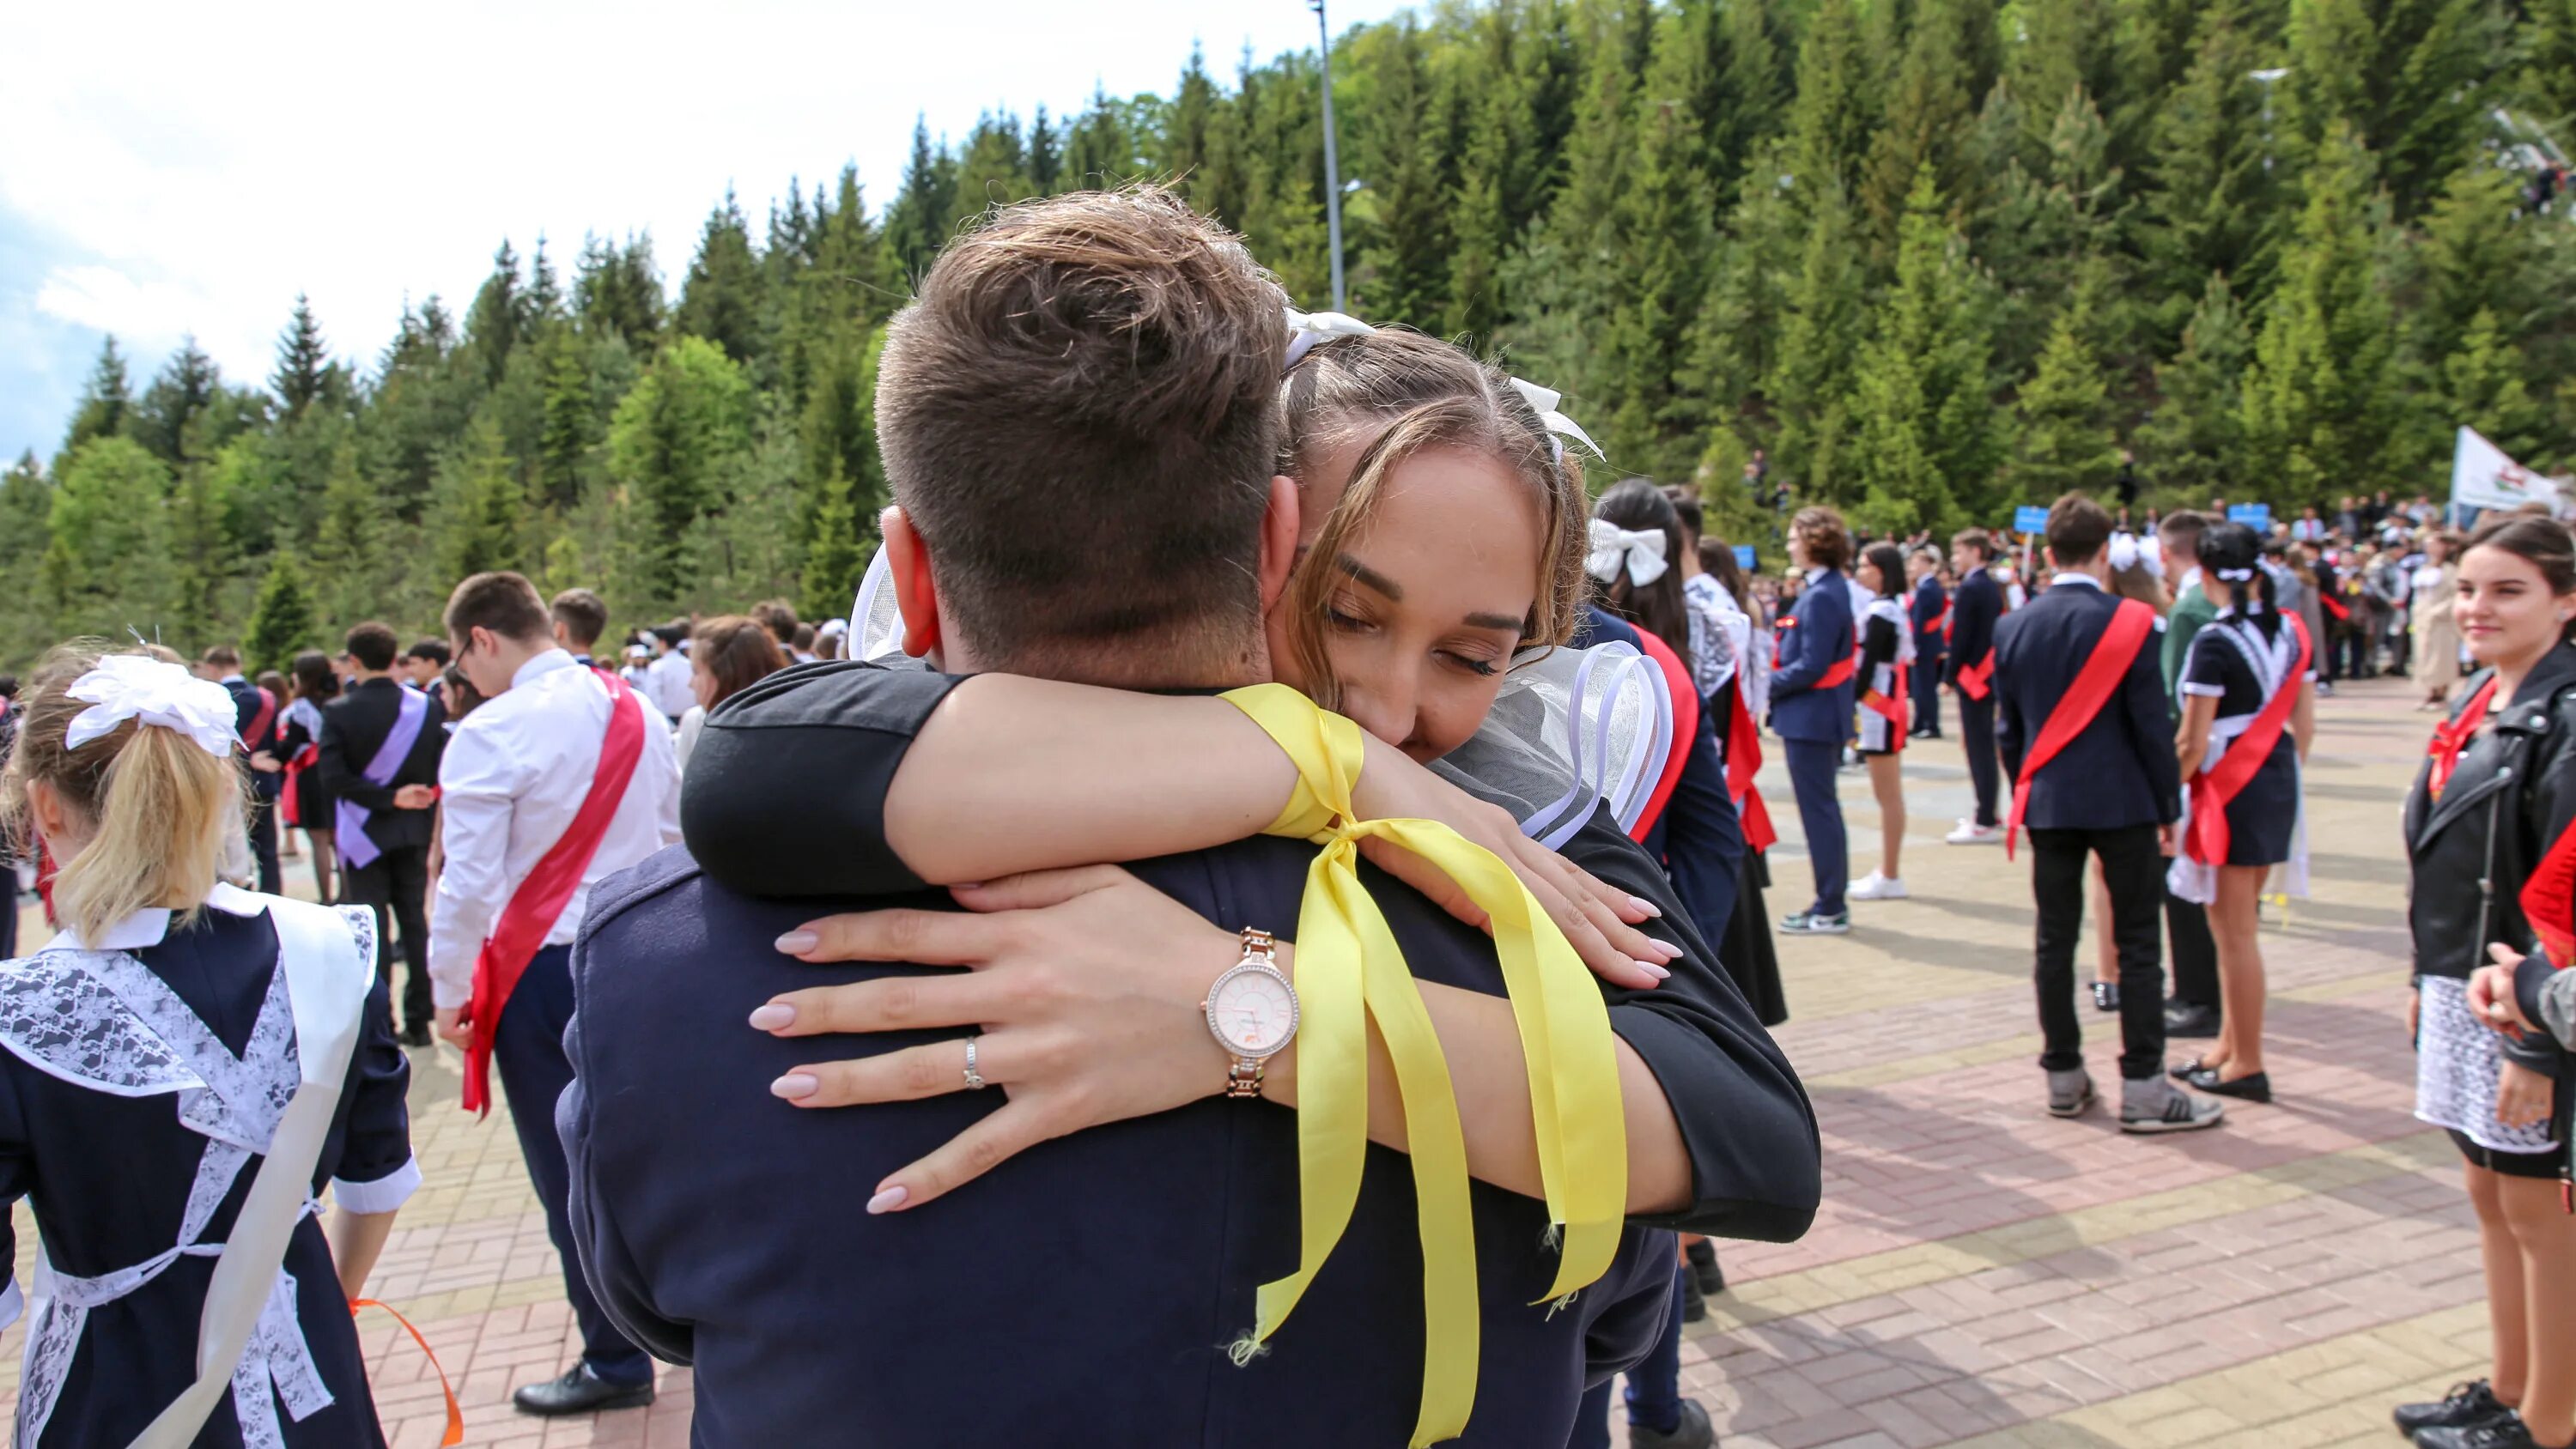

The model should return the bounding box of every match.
[1850,541,1913,901]
[2394,513,2576,1449]
[2169,521,2315,1103]
[265,650,343,905]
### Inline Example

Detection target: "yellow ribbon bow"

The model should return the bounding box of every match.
[1222,683,1628,1447]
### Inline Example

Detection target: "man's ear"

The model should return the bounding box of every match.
[1258,475,1301,618]
[882,506,943,659]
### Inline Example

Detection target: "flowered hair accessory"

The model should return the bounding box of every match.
[64,654,240,758]
[1586,518,1670,586]
[1282,307,1606,464]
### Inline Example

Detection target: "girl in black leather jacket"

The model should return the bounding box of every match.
[2395,514,2576,1449]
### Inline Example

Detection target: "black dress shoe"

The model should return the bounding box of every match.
[2164,1002,2223,1039]
[2167,1056,2216,1082]
[2397,1381,2512,1438]
[398,1022,433,1048]
[1686,1237,1724,1296]
[2184,1066,2272,1103]
[513,1365,656,1416]
[2092,981,2121,1012]
[2417,1413,2563,1449]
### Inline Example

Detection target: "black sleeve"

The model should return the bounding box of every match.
[1552,805,1820,1241]
[1947,579,1996,682]
[680,661,969,900]
[315,705,396,812]
[326,936,417,1206]
[2124,624,2180,822]
[1994,615,2026,780]
[1860,610,1899,673]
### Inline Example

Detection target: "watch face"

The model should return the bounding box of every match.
[1209,967,1297,1057]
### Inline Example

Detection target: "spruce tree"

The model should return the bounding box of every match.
[1784,0,1874,205]
[1605,5,1721,476]
[2283,0,2511,220]
[1849,167,2002,535]
[2136,273,2254,498]
[886,117,962,278]
[464,239,526,386]
[2010,292,2123,499]
[535,330,592,511]
[270,295,331,418]
[243,551,318,673]
[1766,179,1865,499]
[676,191,767,367]
[1357,18,1452,327]
[1062,86,1138,191]
[2241,124,2401,500]
[434,417,527,580]
[63,337,132,458]
[1029,104,1064,193]
[574,233,665,350]
[136,336,219,464]
[2444,308,2544,460]
[608,337,753,609]
[1860,0,1978,249]
[2136,1,2275,341]
[952,112,1036,230]
[44,437,171,639]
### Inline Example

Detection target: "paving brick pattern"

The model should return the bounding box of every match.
[0,677,2486,1446]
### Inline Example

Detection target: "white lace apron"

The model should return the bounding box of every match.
[2169,616,2309,905]
[2417,975,2559,1154]
[0,889,373,1449]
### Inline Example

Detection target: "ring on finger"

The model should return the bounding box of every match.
[962,1034,987,1090]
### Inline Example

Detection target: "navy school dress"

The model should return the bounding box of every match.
[2179,612,2310,865]
[0,889,415,1447]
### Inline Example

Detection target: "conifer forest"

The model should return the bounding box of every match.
[21,0,2576,668]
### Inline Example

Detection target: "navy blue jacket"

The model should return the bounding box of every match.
[1944,568,2001,689]
[1577,608,1743,946]
[1909,576,1947,664]
[224,676,283,800]
[1768,568,1856,743]
[562,846,1679,1447]
[1992,579,2181,832]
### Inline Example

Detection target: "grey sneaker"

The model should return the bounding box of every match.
[2120,1076,2225,1134]
[2046,1068,2095,1118]
[1631,1399,1716,1449]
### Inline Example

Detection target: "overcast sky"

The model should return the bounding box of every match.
[0,0,1414,464]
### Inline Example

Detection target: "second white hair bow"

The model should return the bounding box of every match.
[1283,306,1605,462]
[2106,532,2166,579]
[64,654,241,758]
[1587,518,1670,587]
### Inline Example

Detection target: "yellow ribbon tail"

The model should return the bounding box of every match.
[1252,846,1371,1342]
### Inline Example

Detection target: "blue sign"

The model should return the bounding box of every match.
[1733,544,1757,572]
[2013,505,2050,534]
[2227,504,2272,529]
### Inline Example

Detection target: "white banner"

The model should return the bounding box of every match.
[2451,426,2567,514]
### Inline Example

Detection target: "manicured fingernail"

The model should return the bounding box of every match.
[866,1185,908,1215]
[770,1072,817,1100]
[775,930,819,954]
[1635,960,1672,981]
[1627,895,1662,919]
[748,1003,797,1031]
[1647,938,1685,960]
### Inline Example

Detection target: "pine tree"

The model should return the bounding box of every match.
[243,551,318,673]
[2136,272,2254,497]
[2444,308,2544,460]
[63,337,132,458]
[1766,179,1865,498]
[2010,291,2122,499]
[1849,167,2002,534]
[953,112,1036,230]
[886,117,962,279]
[608,337,753,609]
[1029,104,1064,193]
[2283,0,2511,221]
[2241,124,2402,500]
[1605,4,1722,476]
[2136,1,2275,340]
[434,417,527,580]
[464,239,526,386]
[270,295,331,418]
[1860,0,1978,248]
[1062,86,1139,191]
[1784,0,1874,206]
[1166,43,1218,191]
[1356,18,1451,326]
[574,233,665,350]
[676,191,767,366]
[136,336,220,464]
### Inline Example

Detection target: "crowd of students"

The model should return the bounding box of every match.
[0,180,2564,1449]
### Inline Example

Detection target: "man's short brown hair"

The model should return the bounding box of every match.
[446,572,552,647]
[875,185,1287,672]
[2044,493,2113,565]
[2157,509,2209,563]
[1952,527,1995,561]
[750,599,799,646]
[550,588,608,651]
[344,622,400,672]
[199,645,240,671]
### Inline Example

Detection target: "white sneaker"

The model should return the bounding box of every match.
[1850,870,1909,900]
[1946,821,2003,846]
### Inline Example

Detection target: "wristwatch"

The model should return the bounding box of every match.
[1203,927,1299,1098]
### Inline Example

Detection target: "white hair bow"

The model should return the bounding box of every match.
[1283,306,1605,463]
[2106,532,2166,579]
[1586,518,1670,587]
[64,654,240,758]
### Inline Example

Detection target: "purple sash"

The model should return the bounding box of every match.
[337,685,429,870]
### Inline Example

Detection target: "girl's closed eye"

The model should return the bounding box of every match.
[1444,650,1502,677]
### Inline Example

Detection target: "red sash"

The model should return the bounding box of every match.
[1628,628,1696,842]
[2424,676,2499,802]
[459,671,649,1115]
[2004,598,2157,859]
[2521,815,2576,967]
[2181,615,2312,872]
[1815,655,1856,690]
[2319,589,2350,622]
[1723,683,1777,853]
[280,743,319,828]
[1862,664,1909,742]
[242,686,278,753]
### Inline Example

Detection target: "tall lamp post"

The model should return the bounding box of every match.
[1311,0,1348,312]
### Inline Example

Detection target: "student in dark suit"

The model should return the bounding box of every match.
[1992,494,2220,1135]
[1946,529,2007,844]
[566,190,1817,1448]
[318,621,446,1045]
[1768,506,1858,933]
[199,645,283,894]
[1908,548,1947,738]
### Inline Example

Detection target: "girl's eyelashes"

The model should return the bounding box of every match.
[1445,652,1502,677]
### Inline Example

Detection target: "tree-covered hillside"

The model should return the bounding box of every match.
[20,0,2576,668]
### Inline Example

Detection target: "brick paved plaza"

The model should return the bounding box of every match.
[0,676,2476,1446]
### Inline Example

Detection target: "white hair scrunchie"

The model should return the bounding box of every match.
[1587,518,1670,587]
[1282,306,1606,464]
[64,654,240,759]
[2107,533,2140,573]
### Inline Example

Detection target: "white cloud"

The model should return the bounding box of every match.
[0,0,1412,455]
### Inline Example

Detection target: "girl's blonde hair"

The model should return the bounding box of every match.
[1278,329,1587,711]
[0,643,240,945]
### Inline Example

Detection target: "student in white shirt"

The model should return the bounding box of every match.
[642,623,698,721]
[429,571,681,1418]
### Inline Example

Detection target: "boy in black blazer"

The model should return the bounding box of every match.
[319,621,447,1042]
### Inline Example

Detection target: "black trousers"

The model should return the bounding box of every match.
[497,944,654,1385]
[2166,883,2220,1010]
[246,795,282,896]
[342,844,432,1032]
[1910,652,1943,736]
[1958,691,2000,828]
[2030,824,2168,1081]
